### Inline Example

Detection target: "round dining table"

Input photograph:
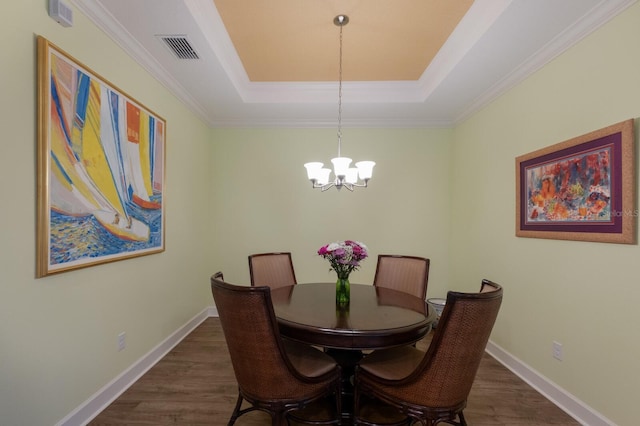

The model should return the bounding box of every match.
[271,282,435,350]
[271,282,436,423]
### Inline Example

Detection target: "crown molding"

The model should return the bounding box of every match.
[71,0,213,125]
[208,117,454,129]
[454,0,638,124]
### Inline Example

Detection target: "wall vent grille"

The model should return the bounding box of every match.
[158,35,200,60]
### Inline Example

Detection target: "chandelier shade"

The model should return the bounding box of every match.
[304,15,375,192]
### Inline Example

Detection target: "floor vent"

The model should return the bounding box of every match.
[158,35,200,60]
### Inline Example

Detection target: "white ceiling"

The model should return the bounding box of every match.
[72,0,635,128]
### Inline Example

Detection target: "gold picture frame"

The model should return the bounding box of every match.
[516,119,635,244]
[37,36,166,277]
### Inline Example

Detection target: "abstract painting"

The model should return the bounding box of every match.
[37,37,166,277]
[516,119,635,244]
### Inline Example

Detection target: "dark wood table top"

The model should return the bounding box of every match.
[271,282,436,351]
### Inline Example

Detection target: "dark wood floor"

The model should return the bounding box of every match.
[89,318,579,425]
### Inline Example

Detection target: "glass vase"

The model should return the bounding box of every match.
[336,276,350,306]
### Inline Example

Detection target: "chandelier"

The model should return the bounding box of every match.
[304,15,375,192]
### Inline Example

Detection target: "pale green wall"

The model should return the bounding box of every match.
[450,3,640,425]
[3,0,639,425]
[210,127,452,297]
[0,1,213,425]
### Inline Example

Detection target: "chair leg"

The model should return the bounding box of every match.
[228,393,243,425]
[458,411,467,426]
[335,381,342,423]
[272,410,286,426]
[353,383,362,424]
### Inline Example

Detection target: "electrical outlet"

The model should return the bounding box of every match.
[552,341,563,361]
[118,332,126,351]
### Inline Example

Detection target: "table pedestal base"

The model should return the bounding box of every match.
[325,348,364,424]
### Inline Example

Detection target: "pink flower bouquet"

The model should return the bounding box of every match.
[317,240,369,279]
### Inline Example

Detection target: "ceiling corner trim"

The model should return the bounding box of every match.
[241,81,427,104]
[417,0,513,99]
[209,116,453,129]
[184,0,252,98]
[71,0,212,125]
[452,0,640,126]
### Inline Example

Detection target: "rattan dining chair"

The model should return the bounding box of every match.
[210,273,341,425]
[248,252,298,289]
[353,280,503,426]
[373,255,430,300]
[480,278,500,293]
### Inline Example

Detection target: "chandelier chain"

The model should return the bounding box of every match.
[337,18,343,158]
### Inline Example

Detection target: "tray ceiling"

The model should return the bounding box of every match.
[73,0,635,127]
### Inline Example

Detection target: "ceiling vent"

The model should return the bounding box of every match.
[158,35,200,60]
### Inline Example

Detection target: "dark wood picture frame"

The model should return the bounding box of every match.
[516,119,635,244]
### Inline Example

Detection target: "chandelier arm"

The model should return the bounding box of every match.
[348,181,368,188]
[309,180,333,191]
[320,182,336,192]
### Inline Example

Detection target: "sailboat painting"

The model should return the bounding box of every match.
[37,37,165,277]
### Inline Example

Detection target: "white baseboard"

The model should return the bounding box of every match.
[57,307,215,426]
[59,310,611,426]
[485,341,616,426]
